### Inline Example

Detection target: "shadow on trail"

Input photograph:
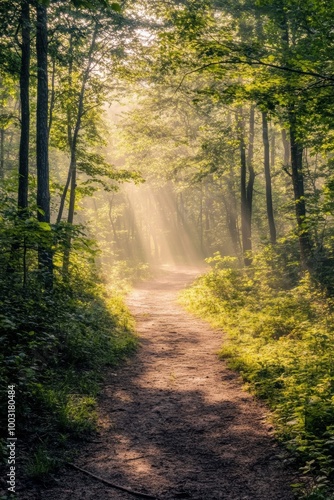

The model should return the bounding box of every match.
[31,267,294,500]
[85,288,294,500]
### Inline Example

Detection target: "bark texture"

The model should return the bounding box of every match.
[262,112,276,244]
[288,109,312,269]
[18,0,30,212]
[36,3,53,284]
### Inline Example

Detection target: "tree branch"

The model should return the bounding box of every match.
[174,57,334,92]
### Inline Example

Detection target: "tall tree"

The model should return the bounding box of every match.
[288,107,312,268]
[262,111,276,244]
[57,21,99,225]
[18,0,30,213]
[36,2,52,283]
[240,106,255,266]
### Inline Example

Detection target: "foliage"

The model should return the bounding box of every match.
[180,251,334,498]
[0,207,137,476]
[3,0,334,496]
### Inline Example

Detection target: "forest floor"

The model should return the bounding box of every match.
[20,266,296,500]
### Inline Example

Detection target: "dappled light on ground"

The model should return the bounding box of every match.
[27,268,295,500]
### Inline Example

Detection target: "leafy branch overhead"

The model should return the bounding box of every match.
[77,151,143,193]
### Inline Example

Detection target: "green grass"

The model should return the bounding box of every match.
[180,253,334,498]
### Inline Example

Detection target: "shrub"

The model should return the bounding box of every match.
[180,250,334,498]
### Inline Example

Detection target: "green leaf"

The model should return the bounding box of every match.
[38,222,52,231]
[110,2,121,12]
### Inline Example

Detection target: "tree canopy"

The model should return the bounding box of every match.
[1,0,334,496]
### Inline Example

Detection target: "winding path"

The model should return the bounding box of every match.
[31,267,295,499]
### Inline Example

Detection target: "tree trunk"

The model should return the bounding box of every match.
[199,181,204,255]
[270,124,276,168]
[246,105,255,235]
[59,25,98,224]
[281,128,290,166]
[108,196,120,245]
[262,112,277,244]
[48,56,56,136]
[240,119,248,262]
[240,106,255,266]
[7,0,31,280]
[57,35,73,224]
[62,25,98,275]
[36,3,52,285]
[288,108,312,269]
[62,151,76,274]
[18,0,30,212]
[222,188,240,257]
[0,128,4,179]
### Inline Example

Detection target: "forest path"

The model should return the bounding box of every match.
[36,266,294,500]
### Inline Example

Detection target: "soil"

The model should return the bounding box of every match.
[18,266,296,499]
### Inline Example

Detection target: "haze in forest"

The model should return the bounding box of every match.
[1,1,334,497]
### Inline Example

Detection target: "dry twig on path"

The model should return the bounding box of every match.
[68,463,159,499]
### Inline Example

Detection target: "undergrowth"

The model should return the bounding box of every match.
[180,250,334,499]
[0,259,137,482]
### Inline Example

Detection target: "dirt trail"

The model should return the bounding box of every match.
[27,267,295,500]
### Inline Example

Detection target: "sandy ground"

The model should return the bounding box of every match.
[18,266,295,499]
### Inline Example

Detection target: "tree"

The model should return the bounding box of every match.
[262,111,276,244]
[144,0,334,271]
[18,0,30,213]
[239,105,255,265]
[36,2,52,284]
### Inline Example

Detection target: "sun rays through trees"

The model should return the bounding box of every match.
[1,0,334,497]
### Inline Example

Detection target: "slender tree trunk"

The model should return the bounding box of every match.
[6,130,14,163]
[108,196,119,245]
[8,0,31,280]
[288,108,312,269]
[57,35,73,223]
[246,105,255,235]
[48,57,56,136]
[262,112,277,244]
[205,180,210,232]
[18,0,30,212]
[239,116,248,263]
[199,181,204,255]
[222,189,240,257]
[62,25,98,275]
[281,128,290,166]
[270,124,276,168]
[36,3,52,285]
[60,25,98,225]
[5,99,19,167]
[67,25,98,225]
[36,3,49,221]
[62,151,76,274]
[0,74,5,178]
[240,106,255,266]
[57,166,71,223]
[0,128,4,179]
[67,153,77,226]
